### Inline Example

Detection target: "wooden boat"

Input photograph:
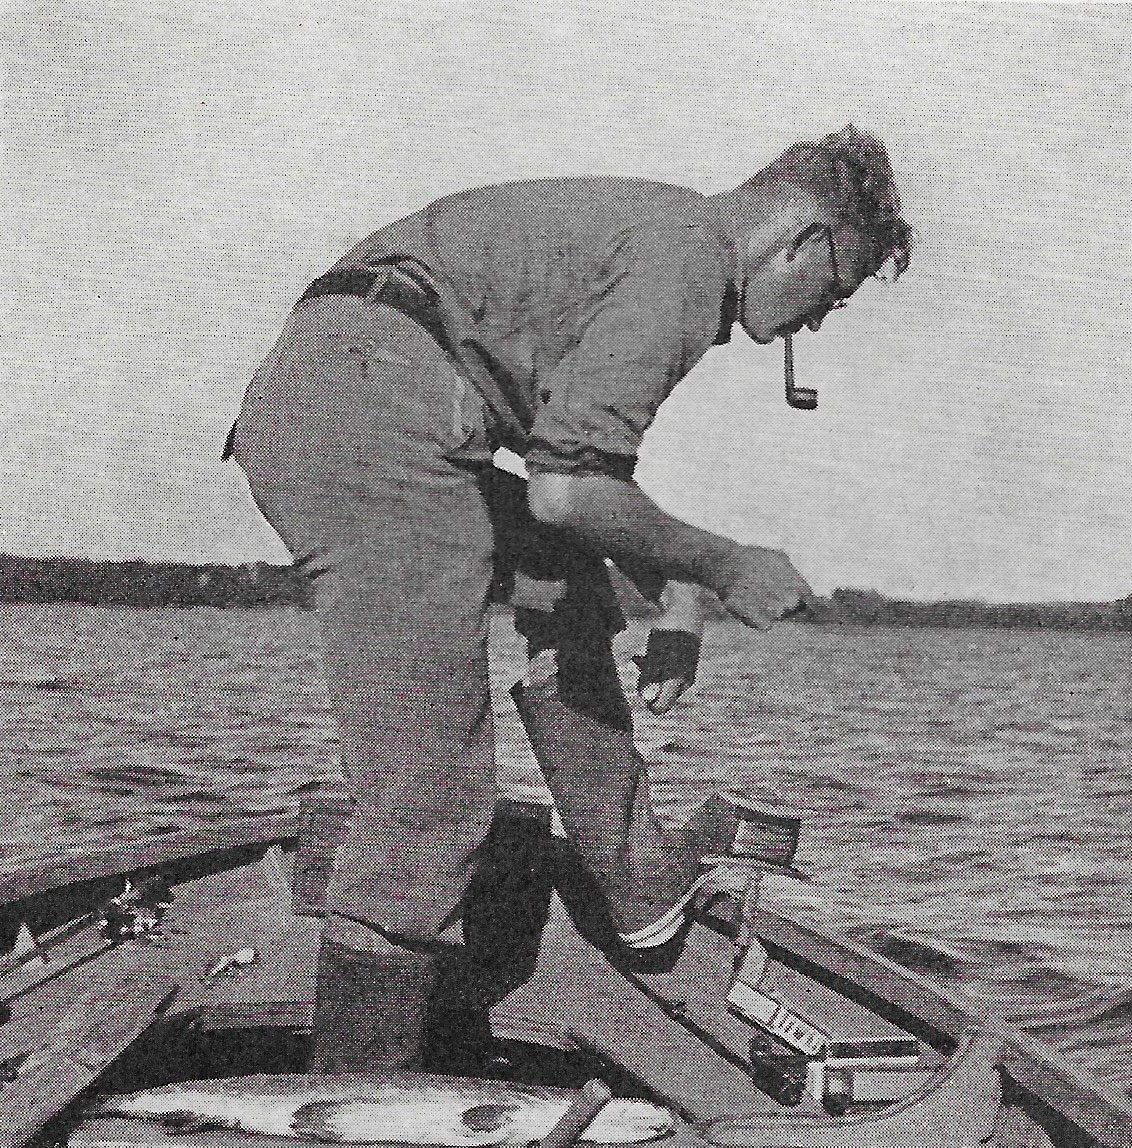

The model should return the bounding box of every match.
[2,811,1131,1148]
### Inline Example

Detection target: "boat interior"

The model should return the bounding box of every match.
[1,820,1128,1148]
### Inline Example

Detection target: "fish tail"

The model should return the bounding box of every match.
[581,1100,675,1143]
[88,1094,147,1119]
[90,1085,191,1118]
[89,1092,151,1116]
[89,1100,220,1134]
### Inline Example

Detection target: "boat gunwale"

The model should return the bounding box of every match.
[0,816,300,909]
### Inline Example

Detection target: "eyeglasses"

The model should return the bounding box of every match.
[789,223,850,310]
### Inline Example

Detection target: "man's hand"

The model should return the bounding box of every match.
[634,582,705,714]
[716,546,815,630]
[635,630,701,714]
[640,679,686,715]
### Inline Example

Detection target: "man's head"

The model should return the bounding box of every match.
[726,125,913,344]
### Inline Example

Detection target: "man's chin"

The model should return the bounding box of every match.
[743,323,793,345]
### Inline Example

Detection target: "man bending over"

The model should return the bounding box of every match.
[226,123,912,1073]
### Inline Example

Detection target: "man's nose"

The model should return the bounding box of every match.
[805,313,824,332]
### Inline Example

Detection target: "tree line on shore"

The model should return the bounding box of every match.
[1,556,1130,630]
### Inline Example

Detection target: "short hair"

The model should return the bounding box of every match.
[752,125,913,280]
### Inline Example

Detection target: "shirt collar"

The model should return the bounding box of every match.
[704,197,741,344]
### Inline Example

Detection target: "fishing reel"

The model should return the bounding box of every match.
[97,879,174,944]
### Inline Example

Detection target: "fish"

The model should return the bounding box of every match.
[93,1070,676,1144]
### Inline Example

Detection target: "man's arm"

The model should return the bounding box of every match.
[527,471,814,631]
[527,473,738,588]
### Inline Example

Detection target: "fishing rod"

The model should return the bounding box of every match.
[0,877,174,980]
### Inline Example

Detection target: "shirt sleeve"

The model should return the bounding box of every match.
[525,223,731,476]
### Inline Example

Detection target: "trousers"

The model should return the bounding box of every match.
[229,295,621,964]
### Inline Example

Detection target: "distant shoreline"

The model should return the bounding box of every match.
[1,557,1129,631]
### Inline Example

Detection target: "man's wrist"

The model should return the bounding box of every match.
[658,581,707,634]
[528,470,746,593]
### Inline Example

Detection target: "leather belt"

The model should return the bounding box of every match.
[299,263,450,351]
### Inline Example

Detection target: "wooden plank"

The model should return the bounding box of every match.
[194,1000,584,1049]
[192,999,312,1032]
[0,960,179,1148]
[995,1105,1057,1148]
[0,912,99,978]
[501,898,777,1119]
[2,846,295,949]
[163,895,319,1020]
[13,868,293,1004]
[0,944,117,1066]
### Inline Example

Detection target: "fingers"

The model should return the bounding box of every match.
[640,678,688,714]
[728,596,809,630]
[798,579,819,614]
[783,590,818,619]
[734,612,772,631]
[721,547,817,629]
[722,600,774,630]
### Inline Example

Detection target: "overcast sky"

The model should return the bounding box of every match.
[2,1,1129,601]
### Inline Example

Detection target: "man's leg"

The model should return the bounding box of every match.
[290,789,556,1074]
[508,587,673,950]
[423,798,556,1073]
[307,536,499,1071]
[506,549,800,953]
[231,297,500,1070]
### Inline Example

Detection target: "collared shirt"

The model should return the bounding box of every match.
[333,177,738,476]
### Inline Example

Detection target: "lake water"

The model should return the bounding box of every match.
[1,604,1130,1094]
